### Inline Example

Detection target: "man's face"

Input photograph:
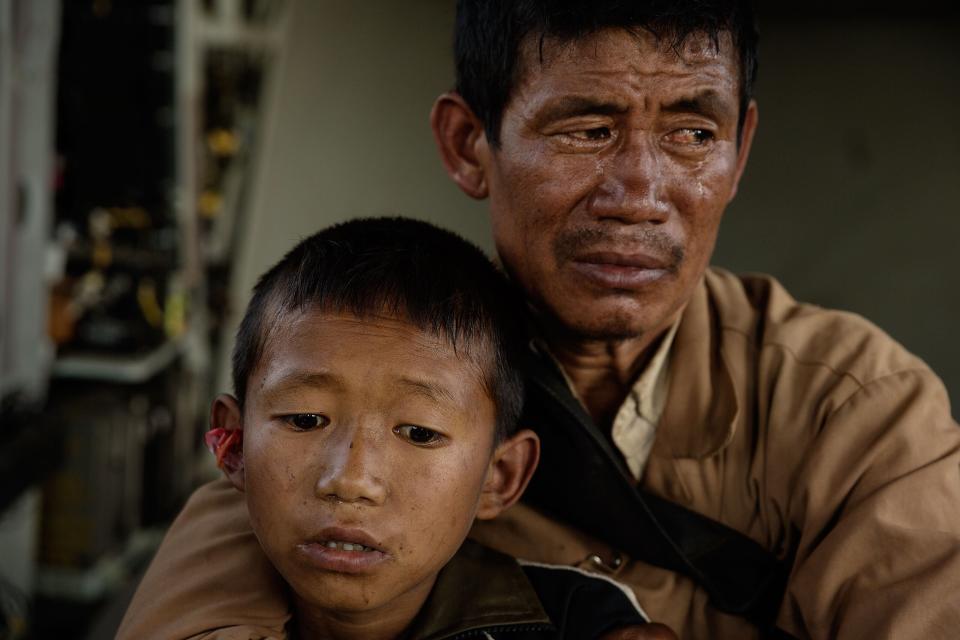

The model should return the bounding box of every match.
[240,311,499,619]
[481,28,754,340]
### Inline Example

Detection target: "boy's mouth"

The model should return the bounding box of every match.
[296,527,390,573]
[320,540,377,552]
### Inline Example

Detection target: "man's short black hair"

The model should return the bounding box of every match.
[454,0,759,146]
[232,217,526,440]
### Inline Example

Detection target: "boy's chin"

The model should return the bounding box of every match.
[288,566,438,618]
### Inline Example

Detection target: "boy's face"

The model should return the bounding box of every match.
[214,311,535,623]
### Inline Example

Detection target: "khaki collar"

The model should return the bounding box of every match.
[403,540,551,640]
[628,319,679,425]
[652,274,739,459]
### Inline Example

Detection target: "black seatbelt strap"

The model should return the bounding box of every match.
[519,351,792,633]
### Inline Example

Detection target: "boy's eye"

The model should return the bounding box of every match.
[394,424,442,446]
[285,413,330,431]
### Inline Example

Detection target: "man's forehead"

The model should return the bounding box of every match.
[516,27,738,84]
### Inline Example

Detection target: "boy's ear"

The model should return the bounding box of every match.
[476,429,540,520]
[207,394,245,491]
[430,91,490,200]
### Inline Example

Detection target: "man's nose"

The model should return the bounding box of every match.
[313,422,387,506]
[588,134,670,224]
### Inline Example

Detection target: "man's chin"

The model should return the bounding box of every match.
[530,284,675,343]
[556,309,654,343]
[573,324,647,343]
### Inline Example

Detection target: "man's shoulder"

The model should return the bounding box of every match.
[704,267,930,388]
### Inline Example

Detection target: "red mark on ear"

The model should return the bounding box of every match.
[205,427,242,471]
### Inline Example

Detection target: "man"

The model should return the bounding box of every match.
[119,1,960,638]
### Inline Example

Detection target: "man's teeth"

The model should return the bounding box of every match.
[323,540,375,552]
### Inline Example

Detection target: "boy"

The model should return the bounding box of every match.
[126,217,673,639]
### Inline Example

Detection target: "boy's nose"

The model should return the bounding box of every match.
[313,424,387,506]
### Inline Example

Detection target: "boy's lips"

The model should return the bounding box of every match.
[297,527,390,574]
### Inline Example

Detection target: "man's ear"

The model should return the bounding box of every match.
[208,394,245,491]
[476,429,540,520]
[430,91,490,200]
[728,99,759,202]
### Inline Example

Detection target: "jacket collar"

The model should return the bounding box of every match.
[652,272,740,459]
[403,540,551,640]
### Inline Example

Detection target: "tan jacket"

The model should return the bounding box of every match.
[118,269,960,639]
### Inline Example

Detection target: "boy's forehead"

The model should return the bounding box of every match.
[273,307,482,358]
[253,308,494,401]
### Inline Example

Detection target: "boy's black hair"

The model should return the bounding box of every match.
[232,217,526,440]
[454,0,759,146]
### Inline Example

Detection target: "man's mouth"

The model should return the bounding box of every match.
[570,251,677,290]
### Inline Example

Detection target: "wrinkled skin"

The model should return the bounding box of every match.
[479,28,756,346]
[433,26,757,425]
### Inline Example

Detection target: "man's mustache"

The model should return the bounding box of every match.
[553,227,685,272]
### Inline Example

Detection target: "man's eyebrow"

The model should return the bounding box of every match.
[661,90,736,121]
[396,376,458,406]
[535,95,629,121]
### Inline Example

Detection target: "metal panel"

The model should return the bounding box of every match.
[0,0,15,402]
[0,0,59,406]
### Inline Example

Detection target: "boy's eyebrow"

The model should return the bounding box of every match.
[396,376,458,406]
[262,370,345,396]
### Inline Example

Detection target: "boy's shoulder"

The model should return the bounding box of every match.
[405,540,648,640]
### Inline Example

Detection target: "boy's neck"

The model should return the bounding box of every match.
[292,574,436,640]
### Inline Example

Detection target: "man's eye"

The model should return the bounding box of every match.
[569,126,611,141]
[668,128,714,146]
[394,424,442,446]
[285,414,330,431]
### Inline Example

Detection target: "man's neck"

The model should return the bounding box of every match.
[541,317,678,430]
[293,576,434,640]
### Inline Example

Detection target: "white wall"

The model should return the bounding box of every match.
[232,0,488,297]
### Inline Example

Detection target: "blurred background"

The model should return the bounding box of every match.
[0,1,957,637]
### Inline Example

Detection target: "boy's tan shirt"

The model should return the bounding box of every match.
[118,269,960,639]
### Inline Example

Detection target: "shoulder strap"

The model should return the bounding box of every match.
[519,560,649,638]
[519,352,791,631]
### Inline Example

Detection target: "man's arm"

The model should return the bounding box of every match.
[117,479,292,640]
[782,368,960,638]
